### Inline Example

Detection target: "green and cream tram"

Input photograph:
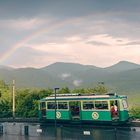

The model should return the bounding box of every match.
[39,93,129,124]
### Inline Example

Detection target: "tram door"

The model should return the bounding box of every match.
[110,100,119,119]
[40,102,46,119]
[69,101,81,120]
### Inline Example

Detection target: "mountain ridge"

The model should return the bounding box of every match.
[0,61,140,93]
[104,61,140,72]
[1,60,140,70]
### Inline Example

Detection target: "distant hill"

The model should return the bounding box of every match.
[0,65,14,70]
[41,62,100,74]
[0,61,140,94]
[104,61,140,72]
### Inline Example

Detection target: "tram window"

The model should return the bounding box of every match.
[83,101,94,110]
[58,102,68,109]
[95,101,108,110]
[122,99,128,109]
[47,102,56,109]
[40,102,46,109]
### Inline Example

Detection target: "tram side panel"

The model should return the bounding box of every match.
[46,110,70,120]
[80,99,129,122]
[81,100,112,122]
[39,101,47,119]
[46,101,71,120]
[81,111,112,121]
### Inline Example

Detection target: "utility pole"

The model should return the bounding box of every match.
[54,87,59,140]
[12,80,15,119]
[54,88,59,126]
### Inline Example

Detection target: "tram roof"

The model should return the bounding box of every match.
[40,93,127,101]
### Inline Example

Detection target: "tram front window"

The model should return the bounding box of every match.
[122,99,128,109]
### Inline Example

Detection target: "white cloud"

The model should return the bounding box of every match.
[60,73,71,80]
[86,34,130,45]
[65,36,82,42]
[1,12,140,67]
[73,80,83,87]
[20,33,140,68]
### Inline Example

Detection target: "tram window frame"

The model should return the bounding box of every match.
[95,100,109,110]
[47,102,56,110]
[40,102,46,109]
[58,102,68,110]
[82,101,94,110]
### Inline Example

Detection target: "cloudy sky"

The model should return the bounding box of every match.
[0,0,140,68]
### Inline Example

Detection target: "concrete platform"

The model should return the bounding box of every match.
[131,120,140,127]
[0,118,140,127]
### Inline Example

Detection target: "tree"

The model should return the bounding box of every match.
[0,80,9,90]
[59,87,70,94]
[0,80,12,118]
[93,85,108,94]
[38,88,53,98]
[129,106,140,118]
[72,88,85,93]
[15,88,53,118]
[0,99,12,117]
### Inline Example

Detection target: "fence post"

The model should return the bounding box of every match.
[0,125,3,134]
[24,125,29,136]
[114,128,117,140]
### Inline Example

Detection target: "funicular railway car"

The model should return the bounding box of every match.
[39,93,129,124]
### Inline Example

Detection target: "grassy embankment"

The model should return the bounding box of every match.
[127,93,140,118]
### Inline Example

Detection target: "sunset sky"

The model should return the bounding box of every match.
[0,0,140,68]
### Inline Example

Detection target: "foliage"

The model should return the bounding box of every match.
[129,106,140,118]
[0,80,12,117]
[0,99,12,117]
[59,87,70,94]
[72,88,86,93]
[93,85,108,94]
[72,85,108,94]
[0,80,9,90]
[0,79,54,118]
[15,89,53,117]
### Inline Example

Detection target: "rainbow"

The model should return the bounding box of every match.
[0,18,76,64]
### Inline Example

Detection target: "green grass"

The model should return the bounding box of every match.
[127,93,140,108]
